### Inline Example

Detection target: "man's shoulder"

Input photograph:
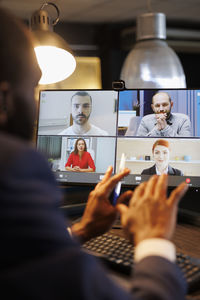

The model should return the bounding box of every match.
[0,132,49,164]
[168,165,183,176]
[0,132,34,158]
[0,133,59,194]
[141,114,155,122]
[142,165,156,175]
[171,113,190,120]
[0,132,51,177]
[58,125,108,135]
[89,124,108,135]
[58,126,74,135]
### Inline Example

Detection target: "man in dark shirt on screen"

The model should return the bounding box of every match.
[0,6,188,300]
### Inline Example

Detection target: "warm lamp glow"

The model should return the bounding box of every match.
[35,46,76,85]
[31,3,76,85]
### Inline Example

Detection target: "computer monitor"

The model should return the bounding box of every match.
[36,89,200,224]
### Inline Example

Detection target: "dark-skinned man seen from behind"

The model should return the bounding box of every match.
[0,7,188,300]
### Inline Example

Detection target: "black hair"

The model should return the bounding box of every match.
[71,91,92,104]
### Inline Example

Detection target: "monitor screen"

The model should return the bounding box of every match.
[36,88,200,222]
[37,90,118,185]
[37,88,200,189]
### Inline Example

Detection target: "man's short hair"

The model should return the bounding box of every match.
[71,91,92,104]
[152,92,172,104]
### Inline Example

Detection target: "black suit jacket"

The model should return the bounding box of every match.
[141,164,183,176]
[0,133,186,300]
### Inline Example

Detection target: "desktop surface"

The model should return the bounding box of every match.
[68,212,200,299]
[109,223,200,299]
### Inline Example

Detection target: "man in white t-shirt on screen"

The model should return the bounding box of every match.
[59,91,108,135]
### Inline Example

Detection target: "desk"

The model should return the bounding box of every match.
[69,216,200,299]
[110,222,200,259]
[172,223,200,259]
[109,222,200,300]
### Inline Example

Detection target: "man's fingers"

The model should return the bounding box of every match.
[168,182,188,206]
[154,174,168,199]
[95,167,130,199]
[101,166,113,183]
[102,168,130,193]
[117,190,133,205]
[95,166,113,188]
[143,175,158,197]
[130,182,147,206]
[116,203,128,216]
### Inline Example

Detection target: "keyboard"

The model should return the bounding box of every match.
[82,232,200,293]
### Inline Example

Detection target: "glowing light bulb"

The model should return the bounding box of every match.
[35,46,76,85]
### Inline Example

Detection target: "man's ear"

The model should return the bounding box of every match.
[171,101,174,109]
[151,103,154,112]
[0,81,12,126]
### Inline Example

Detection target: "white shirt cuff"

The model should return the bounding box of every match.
[134,238,176,263]
[66,226,73,238]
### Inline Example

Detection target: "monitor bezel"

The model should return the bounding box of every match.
[36,88,200,224]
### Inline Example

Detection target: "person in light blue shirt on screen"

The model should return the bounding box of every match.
[137,92,191,137]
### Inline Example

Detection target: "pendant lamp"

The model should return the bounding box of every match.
[30,2,76,85]
[120,12,186,88]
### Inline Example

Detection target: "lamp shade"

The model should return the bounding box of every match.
[120,13,186,88]
[31,7,76,85]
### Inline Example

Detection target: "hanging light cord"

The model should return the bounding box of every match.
[40,2,60,25]
[147,0,152,12]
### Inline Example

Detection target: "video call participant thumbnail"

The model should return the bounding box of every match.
[59,91,109,136]
[141,139,183,176]
[65,138,95,172]
[137,92,191,137]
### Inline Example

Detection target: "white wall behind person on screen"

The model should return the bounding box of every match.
[116,138,200,176]
[95,138,116,173]
[88,91,117,136]
[38,91,71,135]
[38,90,117,136]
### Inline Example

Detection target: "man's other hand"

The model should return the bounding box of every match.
[71,166,132,243]
[117,174,188,246]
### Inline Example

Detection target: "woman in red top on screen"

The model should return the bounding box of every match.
[65,138,95,172]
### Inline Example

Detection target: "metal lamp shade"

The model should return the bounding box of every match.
[120,12,186,88]
[31,8,76,85]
